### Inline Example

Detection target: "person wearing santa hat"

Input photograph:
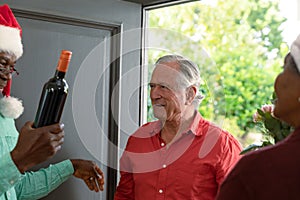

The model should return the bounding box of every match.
[0,4,104,200]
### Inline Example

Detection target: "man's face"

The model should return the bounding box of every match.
[0,52,16,92]
[149,61,187,122]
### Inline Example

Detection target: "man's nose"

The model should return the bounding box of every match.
[150,86,162,99]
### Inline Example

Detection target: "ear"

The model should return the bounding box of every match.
[185,86,197,105]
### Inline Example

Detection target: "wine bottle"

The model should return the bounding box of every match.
[33,50,72,128]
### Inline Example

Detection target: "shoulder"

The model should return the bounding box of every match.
[130,121,161,138]
[196,117,235,140]
[0,114,18,137]
[197,121,242,160]
[203,121,242,149]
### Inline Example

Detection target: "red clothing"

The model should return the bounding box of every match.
[115,112,242,200]
[216,127,300,200]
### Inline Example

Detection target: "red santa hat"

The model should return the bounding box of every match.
[0,4,23,97]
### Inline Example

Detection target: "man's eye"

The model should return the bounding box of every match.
[149,84,154,88]
[160,85,169,90]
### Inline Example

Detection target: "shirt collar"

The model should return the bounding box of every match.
[149,111,207,137]
[149,120,163,135]
[187,111,201,135]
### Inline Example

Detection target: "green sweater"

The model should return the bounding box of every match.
[0,114,74,200]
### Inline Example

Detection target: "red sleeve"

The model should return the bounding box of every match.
[215,132,242,186]
[114,138,135,200]
[114,170,134,200]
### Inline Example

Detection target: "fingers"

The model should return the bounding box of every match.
[95,167,105,191]
[92,175,104,192]
[35,125,65,156]
[83,176,103,192]
[52,131,65,143]
[38,124,65,151]
[40,123,64,134]
[86,165,105,192]
[84,178,96,191]
[95,165,104,178]
[51,134,64,152]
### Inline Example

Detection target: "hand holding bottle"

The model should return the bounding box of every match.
[10,121,64,173]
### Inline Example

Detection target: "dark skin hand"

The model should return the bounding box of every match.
[11,121,64,173]
[71,159,105,192]
[10,122,105,192]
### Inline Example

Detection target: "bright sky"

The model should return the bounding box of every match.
[279,0,300,46]
[200,0,299,46]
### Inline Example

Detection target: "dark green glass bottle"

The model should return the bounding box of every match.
[34,50,72,128]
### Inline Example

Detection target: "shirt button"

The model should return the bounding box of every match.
[159,189,163,193]
[161,143,165,147]
[162,164,167,168]
[10,180,14,184]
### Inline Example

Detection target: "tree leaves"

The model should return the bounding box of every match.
[147,0,288,146]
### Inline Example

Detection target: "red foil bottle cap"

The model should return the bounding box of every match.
[57,50,72,72]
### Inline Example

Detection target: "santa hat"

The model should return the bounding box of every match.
[0,4,23,97]
[0,4,23,119]
[290,34,300,73]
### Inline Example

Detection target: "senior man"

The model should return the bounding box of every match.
[114,55,242,200]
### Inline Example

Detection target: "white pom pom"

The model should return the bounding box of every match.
[0,96,24,119]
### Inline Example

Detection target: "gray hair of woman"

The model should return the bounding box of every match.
[155,54,204,108]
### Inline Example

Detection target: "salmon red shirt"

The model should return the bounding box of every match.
[115,112,242,200]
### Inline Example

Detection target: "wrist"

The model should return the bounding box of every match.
[70,159,78,174]
[10,149,28,173]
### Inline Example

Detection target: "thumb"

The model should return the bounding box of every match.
[20,121,35,134]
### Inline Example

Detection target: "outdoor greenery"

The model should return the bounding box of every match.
[146,0,288,146]
[241,103,294,154]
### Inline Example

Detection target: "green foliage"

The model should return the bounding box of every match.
[256,108,293,142]
[240,106,293,154]
[147,0,288,146]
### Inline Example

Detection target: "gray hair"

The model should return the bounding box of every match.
[155,55,204,107]
[0,50,15,56]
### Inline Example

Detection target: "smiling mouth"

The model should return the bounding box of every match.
[153,104,165,107]
[0,79,7,89]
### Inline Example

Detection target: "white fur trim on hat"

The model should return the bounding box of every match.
[0,25,23,59]
[290,34,300,73]
[0,96,24,119]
